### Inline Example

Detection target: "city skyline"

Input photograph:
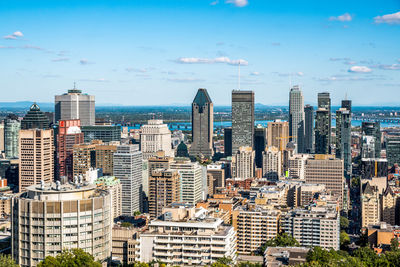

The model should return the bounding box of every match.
[0,0,399,106]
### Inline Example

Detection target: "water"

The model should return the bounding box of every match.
[123,119,400,131]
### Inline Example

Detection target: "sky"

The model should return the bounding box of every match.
[0,0,399,106]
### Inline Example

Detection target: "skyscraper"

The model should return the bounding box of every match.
[336,100,352,176]
[267,120,289,151]
[232,90,255,153]
[386,137,400,167]
[21,103,49,130]
[73,143,96,181]
[113,145,143,215]
[140,120,173,159]
[19,129,54,192]
[190,88,214,158]
[304,105,314,153]
[4,115,20,159]
[55,87,95,126]
[315,108,330,154]
[318,92,331,150]
[231,146,255,179]
[289,86,305,153]
[362,122,381,158]
[224,128,232,157]
[254,126,266,169]
[56,119,84,181]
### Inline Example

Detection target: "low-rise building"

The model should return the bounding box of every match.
[264,247,310,266]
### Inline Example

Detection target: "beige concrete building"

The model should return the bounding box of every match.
[299,184,326,206]
[381,187,398,226]
[11,182,112,267]
[73,143,96,181]
[138,204,237,265]
[232,206,280,255]
[361,182,381,228]
[288,154,309,180]
[305,154,344,207]
[148,169,181,219]
[207,164,225,195]
[140,120,173,160]
[267,120,289,151]
[94,141,118,176]
[95,176,122,220]
[231,146,255,179]
[19,129,54,192]
[262,146,282,180]
[112,226,139,265]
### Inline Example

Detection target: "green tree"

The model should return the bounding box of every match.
[340,231,350,250]
[0,254,19,267]
[38,248,102,267]
[210,257,233,267]
[340,216,349,230]
[121,221,133,228]
[261,233,300,252]
[390,237,399,251]
[236,262,262,267]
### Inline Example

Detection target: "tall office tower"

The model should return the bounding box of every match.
[304,105,314,153]
[72,143,96,181]
[113,145,143,215]
[170,159,203,205]
[315,108,330,154]
[12,182,112,267]
[81,125,121,143]
[289,86,305,153]
[224,128,232,157]
[305,155,344,207]
[262,146,282,180]
[190,88,214,158]
[95,176,123,220]
[19,129,54,192]
[361,158,388,179]
[231,146,255,179]
[95,141,118,176]
[207,164,225,195]
[361,136,376,159]
[148,151,174,172]
[336,100,352,176]
[55,87,95,126]
[267,120,289,151]
[140,120,173,159]
[0,121,4,152]
[4,115,20,159]
[148,169,181,219]
[362,122,381,158]
[361,182,380,228]
[232,90,255,153]
[386,137,400,167]
[317,92,331,149]
[56,119,84,181]
[283,203,340,250]
[21,103,49,130]
[254,126,266,168]
[232,206,280,255]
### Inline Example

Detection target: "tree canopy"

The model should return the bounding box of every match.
[0,254,19,267]
[260,233,300,252]
[37,248,102,267]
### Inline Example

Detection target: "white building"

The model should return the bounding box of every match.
[231,146,255,179]
[138,204,237,265]
[140,120,173,160]
[113,144,143,215]
[170,159,204,205]
[262,147,282,180]
[288,154,309,180]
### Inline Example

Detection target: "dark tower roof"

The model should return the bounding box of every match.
[21,103,50,130]
[193,88,212,107]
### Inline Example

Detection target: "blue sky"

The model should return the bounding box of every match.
[0,0,399,106]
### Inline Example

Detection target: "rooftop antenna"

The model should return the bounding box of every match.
[73,82,76,90]
[238,61,241,90]
[345,92,348,100]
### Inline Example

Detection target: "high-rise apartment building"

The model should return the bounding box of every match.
[254,126,266,168]
[56,119,84,181]
[55,88,95,126]
[113,145,143,215]
[361,182,380,228]
[315,108,330,154]
[95,176,122,219]
[19,129,54,192]
[94,141,118,176]
[140,120,173,159]
[148,169,181,218]
[386,136,400,167]
[267,120,289,151]
[232,90,255,153]
[336,100,352,176]
[288,154,309,180]
[11,182,112,267]
[207,164,225,195]
[231,146,255,179]
[72,143,96,181]
[4,115,20,159]
[170,159,204,205]
[191,88,214,158]
[289,86,305,153]
[317,92,331,151]
[362,122,381,158]
[262,146,282,180]
[0,122,4,152]
[305,155,344,207]
[232,206,280,255]
[21,103,49,130]
[304,105,314,153]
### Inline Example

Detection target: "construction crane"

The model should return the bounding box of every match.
[275,136,296,152]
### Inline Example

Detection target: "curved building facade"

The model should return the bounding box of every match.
[11,182,112,266]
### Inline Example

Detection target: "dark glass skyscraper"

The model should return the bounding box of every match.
[386,137,400,167]
[224,128,232,157]
[254,126,266,168]
[317,92,331,153]
[21,103,50,130]
[232,90,254,153]
[190,88,214,158]
[304,104,314,153]
[336,100,352,176]
[315,108,330,154]
[362,122,381,158]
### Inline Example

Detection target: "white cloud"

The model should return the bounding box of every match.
[329,13,352,22]
[167,77,205,83]
[348,66,372,73]
[177,56,248,66]
[377,64,400,70]
[225,0,248,7]
[250,71,261,76]
[3,31,24,40]
[52,58,69,62]
[80,58,94,65]
[329,57,351,61]
[275,71,304,77]
[210,0,218,5]
[374,11,400,24]
[126,67,147,73]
